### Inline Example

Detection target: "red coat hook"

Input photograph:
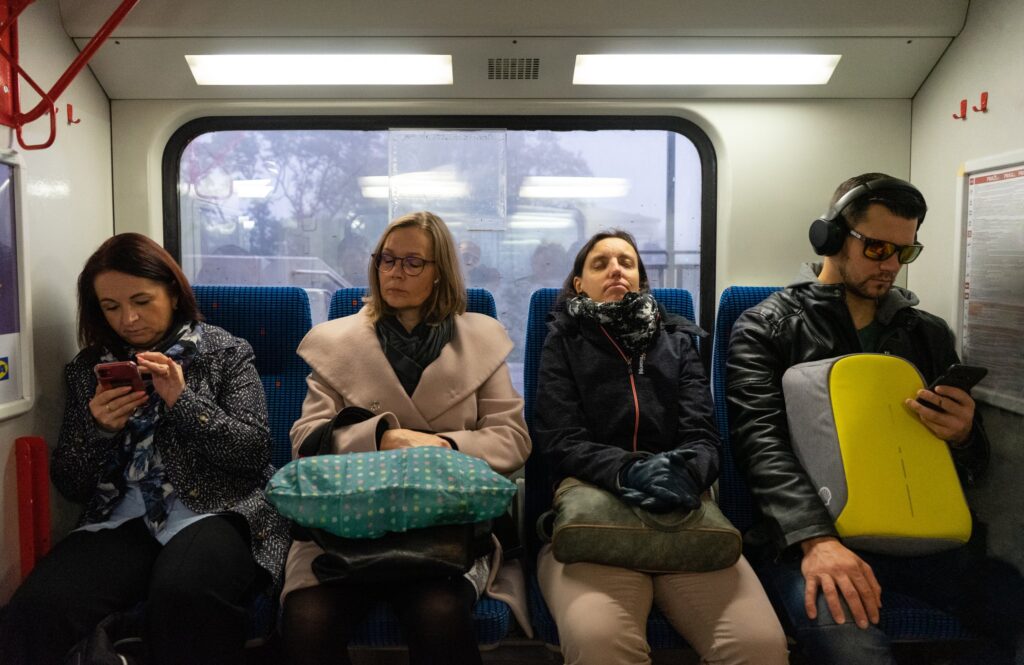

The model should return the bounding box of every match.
[953,99,967,120]
[972,92,988,113]
[66,103,80,124]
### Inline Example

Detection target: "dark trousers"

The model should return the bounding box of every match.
[281,575,482,665]
[0,515,259,665]
[756,543,1024,665]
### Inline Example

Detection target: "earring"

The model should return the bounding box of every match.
[433,278,440,284]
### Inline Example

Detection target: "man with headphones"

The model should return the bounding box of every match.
[726,173,1024,664]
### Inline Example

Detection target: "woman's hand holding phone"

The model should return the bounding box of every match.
[135,351,186,409]
[89,384,148,432]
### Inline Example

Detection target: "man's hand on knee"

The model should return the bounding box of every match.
[800,536,882,630]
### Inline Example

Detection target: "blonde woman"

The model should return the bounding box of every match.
[280,212,530,665]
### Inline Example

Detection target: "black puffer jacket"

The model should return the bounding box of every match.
[726,264,990,559]
[535,305,720,495]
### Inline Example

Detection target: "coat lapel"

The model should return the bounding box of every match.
[298,310,512,430]
[413,313,512,423]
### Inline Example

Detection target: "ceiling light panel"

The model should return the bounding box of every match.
[573,53,840,85]
[185,54,454,85]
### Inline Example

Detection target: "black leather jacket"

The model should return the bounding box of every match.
[726,264,990,559]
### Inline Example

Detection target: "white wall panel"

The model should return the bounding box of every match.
[910,0,1024,325]
[0,0,113,604]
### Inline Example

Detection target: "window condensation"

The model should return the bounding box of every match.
[178,129,703,393]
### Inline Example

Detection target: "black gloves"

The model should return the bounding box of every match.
[619,448,702,513]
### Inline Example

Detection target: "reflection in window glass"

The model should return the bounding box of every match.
[178,128,703,391]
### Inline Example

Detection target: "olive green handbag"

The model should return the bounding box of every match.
[539,477,742,573]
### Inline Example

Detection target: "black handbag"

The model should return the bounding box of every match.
[307,521,493,585]
[64,607,145,665]
[296,406,494,585]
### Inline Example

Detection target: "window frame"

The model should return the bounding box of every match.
[161,114,717,357]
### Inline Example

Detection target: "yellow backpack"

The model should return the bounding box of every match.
[782,353,971,555]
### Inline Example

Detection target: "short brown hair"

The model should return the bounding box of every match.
[77,233,201,351]
[364,212,466,324]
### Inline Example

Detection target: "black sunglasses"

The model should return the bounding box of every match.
[848,229,923,264]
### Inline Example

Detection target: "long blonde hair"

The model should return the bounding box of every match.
[364,211,467,324]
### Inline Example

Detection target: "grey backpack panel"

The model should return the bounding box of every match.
[782,356,849,519]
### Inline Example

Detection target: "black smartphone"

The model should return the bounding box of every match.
[917,363,988,411]
[94,361,146,392]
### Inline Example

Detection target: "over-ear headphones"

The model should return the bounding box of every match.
[808,177,926,256]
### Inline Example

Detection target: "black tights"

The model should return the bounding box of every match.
[0,516,258,665]
[282,576,483,665]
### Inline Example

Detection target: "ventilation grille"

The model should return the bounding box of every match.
[488,58,540,80]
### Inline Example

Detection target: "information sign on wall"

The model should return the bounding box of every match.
[0,155,33,421]
[961,159,1024,414]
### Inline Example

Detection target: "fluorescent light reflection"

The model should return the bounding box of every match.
[501,238,543,246]
[186,54,454,85]
[519,176,630,199]
[573,53,840,85]
[27,180,70,199]
[233,179,274,198]
[508,210,577,230]
[358,172,469,199]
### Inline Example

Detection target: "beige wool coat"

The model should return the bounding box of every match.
[280,308,533,634]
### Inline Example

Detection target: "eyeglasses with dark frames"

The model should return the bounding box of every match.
[374,252,436,276]
[848,229,924,264]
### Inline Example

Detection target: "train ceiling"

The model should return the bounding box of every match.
[59,0,968,100]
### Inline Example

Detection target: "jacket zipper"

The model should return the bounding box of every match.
[599,325,640,452]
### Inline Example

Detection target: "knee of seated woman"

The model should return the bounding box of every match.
[3,586,69,626]
[400,578,477,628]
[702,624,789,665]
[147,580,208,607]
[558,608,647,652]
[560,623,649,665]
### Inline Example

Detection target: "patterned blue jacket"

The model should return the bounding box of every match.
[52,322,290,588]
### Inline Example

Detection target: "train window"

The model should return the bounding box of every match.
[168,118,716,389]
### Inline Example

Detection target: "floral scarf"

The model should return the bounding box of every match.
[93,322,201,535]
[566,290,660,357]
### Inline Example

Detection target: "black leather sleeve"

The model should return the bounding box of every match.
[725,307,838,552]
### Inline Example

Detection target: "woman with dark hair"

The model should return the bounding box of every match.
[535,230,788,665]
[280,211,530,665]
[0,233,289,665]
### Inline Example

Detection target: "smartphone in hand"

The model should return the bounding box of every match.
[917,363,988,412]
[94,361,146,392]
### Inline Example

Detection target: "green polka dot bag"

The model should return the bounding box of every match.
[267,446,517,538]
